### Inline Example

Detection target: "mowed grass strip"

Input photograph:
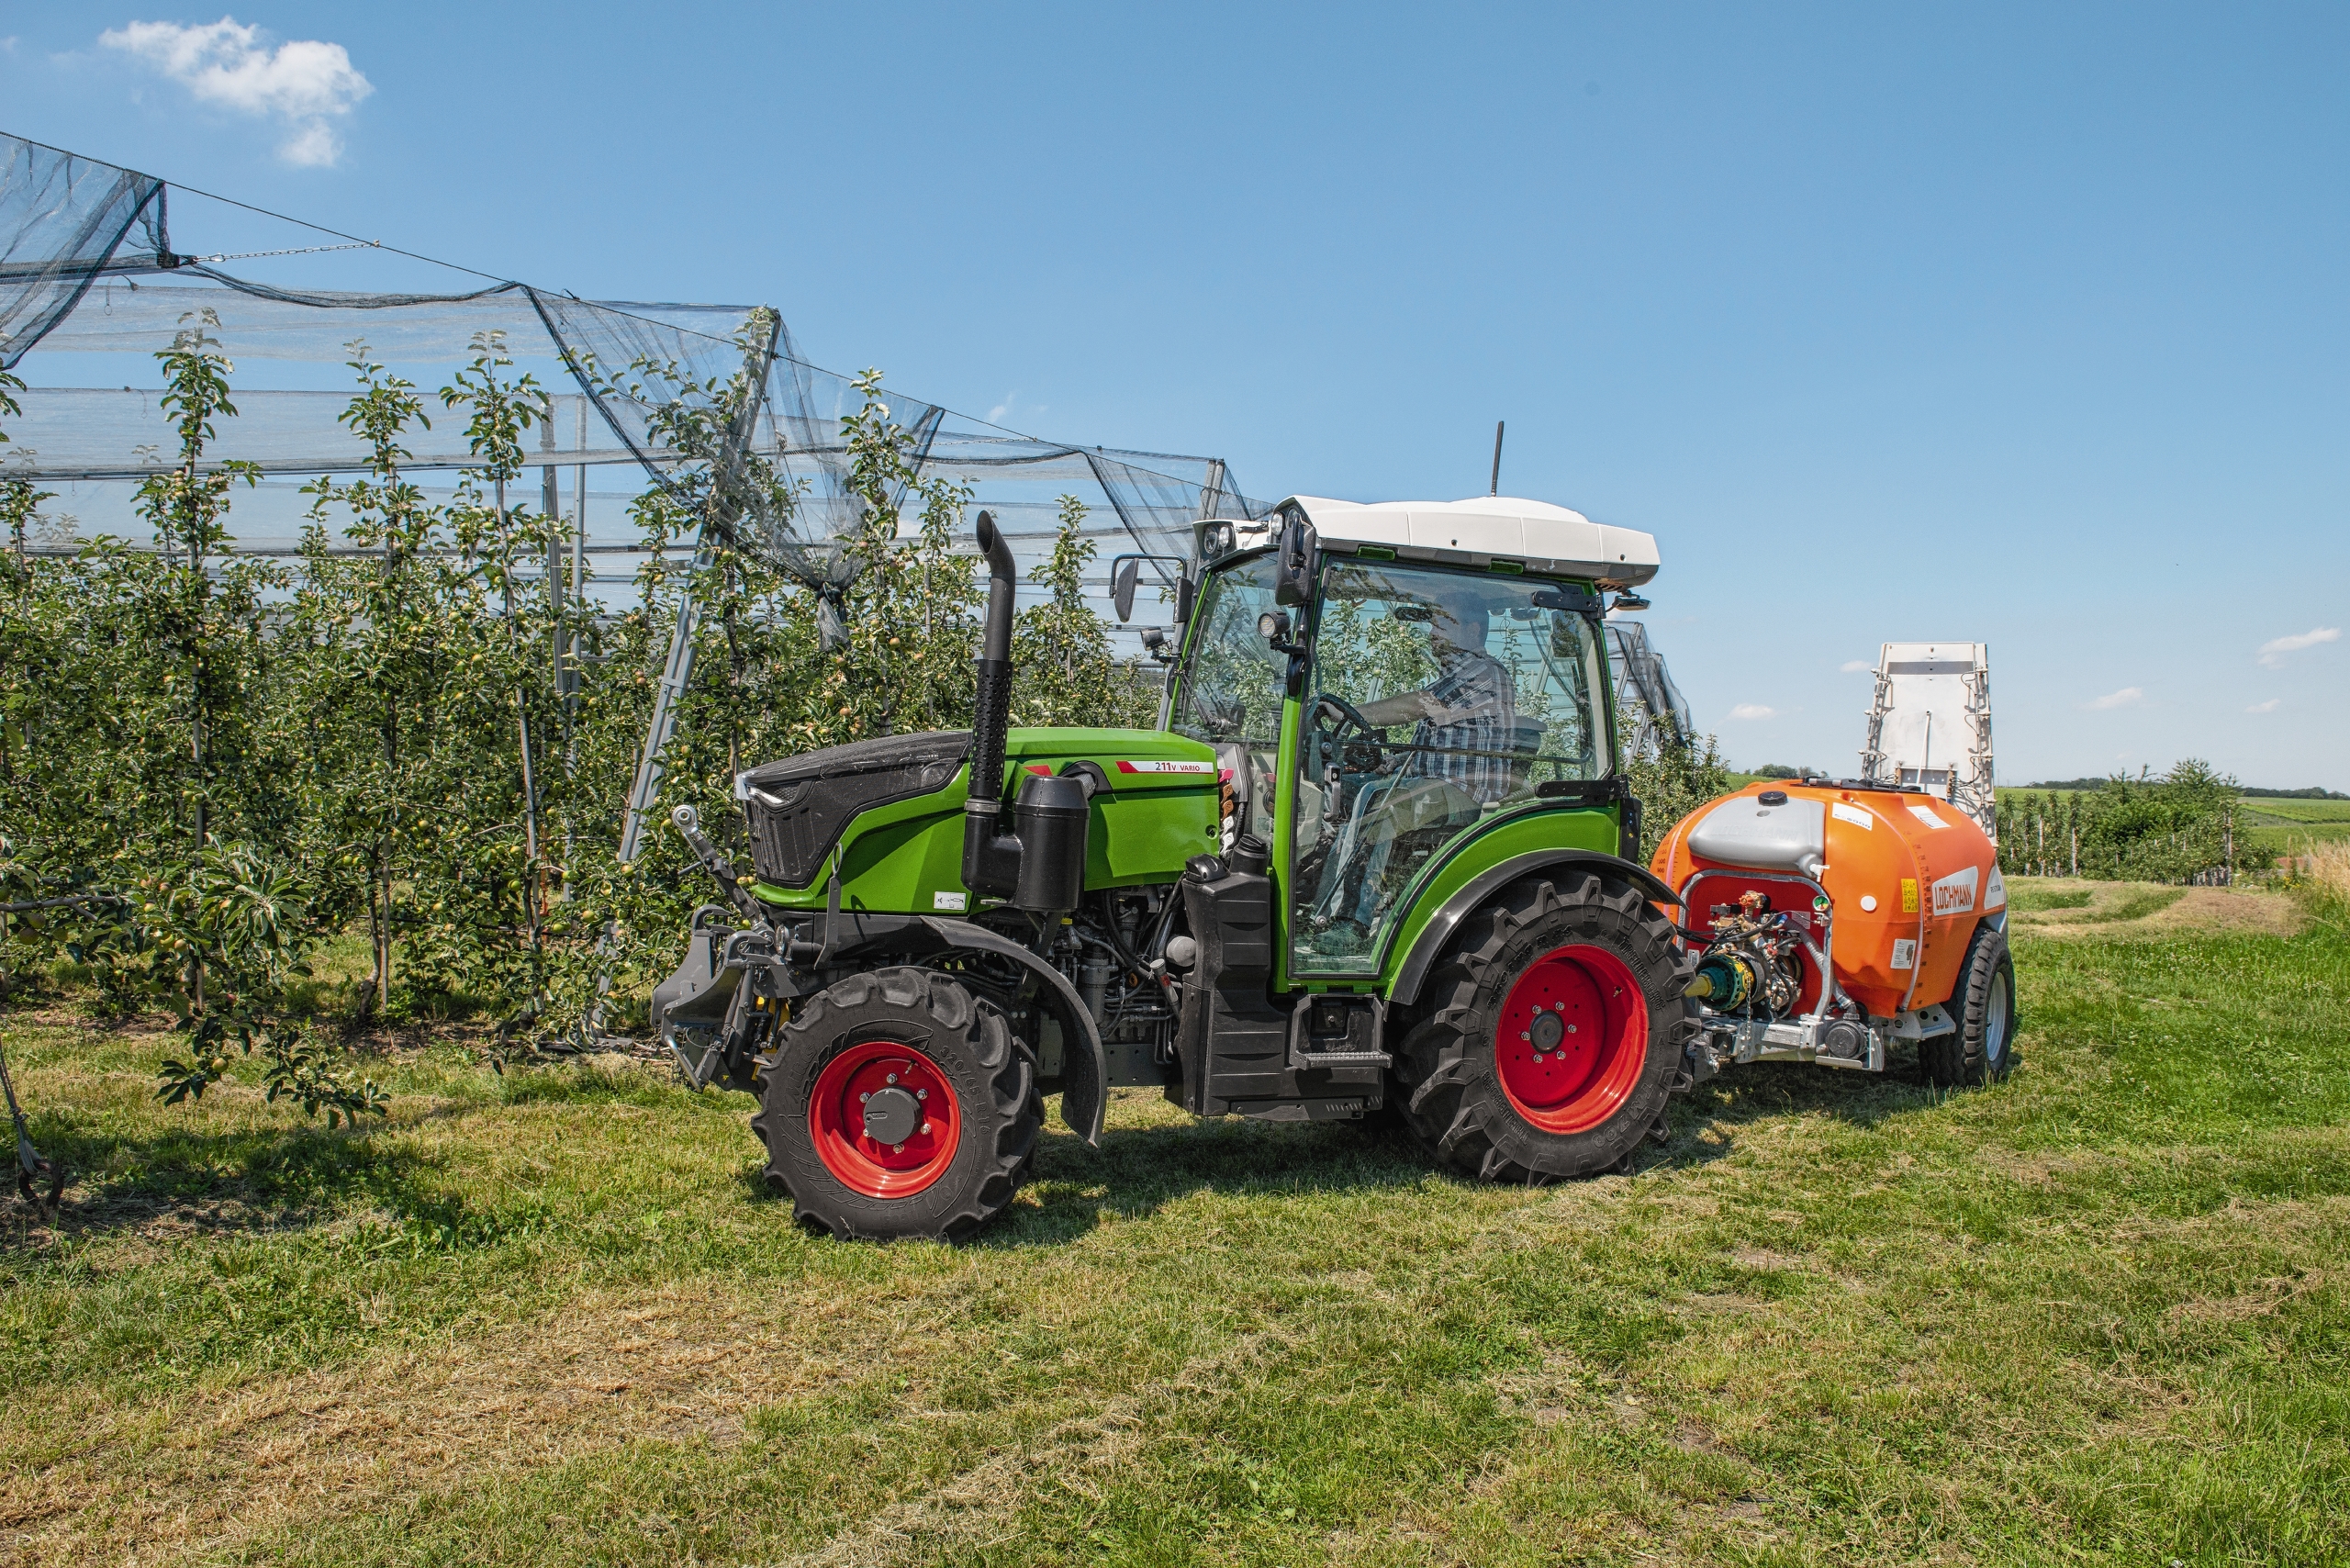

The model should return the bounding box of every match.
[3,893,2346,1566]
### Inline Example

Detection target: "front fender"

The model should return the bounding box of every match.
[823,914,1107,1148]
[1387,850,1684,1007]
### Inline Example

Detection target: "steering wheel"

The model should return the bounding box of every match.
[1310,692,1386,771]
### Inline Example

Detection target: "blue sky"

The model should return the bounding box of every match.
[4,3,2344,788]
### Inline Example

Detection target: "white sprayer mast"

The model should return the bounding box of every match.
[1858,642,1997,839]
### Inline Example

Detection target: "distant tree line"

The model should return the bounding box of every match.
[1996,761,2248,885]
[2020,776,2344,801]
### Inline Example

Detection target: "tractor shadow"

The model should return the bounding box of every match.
[977,1050,1978,1247]
[1658,1047,1982,1167]
[974,1109,1438,1249]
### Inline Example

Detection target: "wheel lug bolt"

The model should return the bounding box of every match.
[859,1092,870,1102]
[887,1073,898,1084]
[916,1089,927,1100]
[892,1143,905,1153]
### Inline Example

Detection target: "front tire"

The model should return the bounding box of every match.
[1921,922,2017,1087]
[1394,874,1695,1182]
[754,967,1039,1241]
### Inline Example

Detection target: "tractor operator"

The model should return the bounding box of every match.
[1314,580,1518,945]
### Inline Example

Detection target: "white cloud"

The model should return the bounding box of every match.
[2256,625,2340,668]
[1728,703,1777,720]
[2083,687,2144,711]
[1840,659,1871,673]
[2246,698,2281,713]
[985,392,1046,426]
[101,17,371,167]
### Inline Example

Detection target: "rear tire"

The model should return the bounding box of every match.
[1921,922,2017,1087]
[753,968,1039,1241]
[1394,874,1695,1182]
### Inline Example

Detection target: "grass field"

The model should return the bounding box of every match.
[2232,798,2350,856]
[4,882,2347,1566]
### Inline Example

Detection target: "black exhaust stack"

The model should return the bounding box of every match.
[961,510,1091,911]
[962,511,1024,899]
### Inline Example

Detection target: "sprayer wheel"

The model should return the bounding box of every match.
[1394,873,1695,1183]
[752,967,1038,1242]
[1921,922,2018,1088]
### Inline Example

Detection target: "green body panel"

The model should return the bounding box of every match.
[748,728,1219,914]
[1262,703,1620,991]
[1352,803,1620,991]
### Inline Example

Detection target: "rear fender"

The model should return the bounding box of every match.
[822,914,1107,1147]
[1387,850,1684,1007]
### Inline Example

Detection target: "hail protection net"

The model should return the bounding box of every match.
[0,133,1261,638]
[1606,621,1693,756]
[0,137,166,367]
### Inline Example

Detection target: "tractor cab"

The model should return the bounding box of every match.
[1147,496,1662,989]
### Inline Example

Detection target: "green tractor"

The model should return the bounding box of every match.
[653,496,1695,1240]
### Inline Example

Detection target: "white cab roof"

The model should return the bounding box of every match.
[1267,495,1660,588]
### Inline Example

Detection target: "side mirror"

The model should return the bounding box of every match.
[1110,556,1141,622]
[1176,574,1195,626]
[1272,510,1315,608]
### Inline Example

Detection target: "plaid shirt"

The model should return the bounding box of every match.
[1408,650,1518,803]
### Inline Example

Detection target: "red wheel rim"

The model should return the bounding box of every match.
[1494,944,1650,1135]
[807,1040,962,1199]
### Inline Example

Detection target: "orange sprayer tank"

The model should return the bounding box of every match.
[1650,781,2005,1021]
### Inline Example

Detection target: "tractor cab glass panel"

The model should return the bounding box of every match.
[1169,552,1284,836]
[1292,559,1609,973]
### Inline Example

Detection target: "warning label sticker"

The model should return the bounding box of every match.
[1115,759,1213,774]
[1900,879,1919,913]
[1831,801,1874,830]
[1891,938,1917,969]
[1907,804,1950,829]
[933,890,967,912]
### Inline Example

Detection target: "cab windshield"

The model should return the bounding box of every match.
[1292,558,1610,972]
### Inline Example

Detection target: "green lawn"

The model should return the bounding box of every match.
[4,887,2347,1565]
[2235,798,2350,857]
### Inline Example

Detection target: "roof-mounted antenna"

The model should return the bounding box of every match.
[1489,420,1505,497]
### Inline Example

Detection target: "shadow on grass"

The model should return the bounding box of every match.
[17,1112,454,1249]
[1009,1054,1966,1240]
[988,1112,1438,1246]
[1662,1046,1986,1163]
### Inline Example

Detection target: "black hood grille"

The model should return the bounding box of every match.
[737,731,972,889]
